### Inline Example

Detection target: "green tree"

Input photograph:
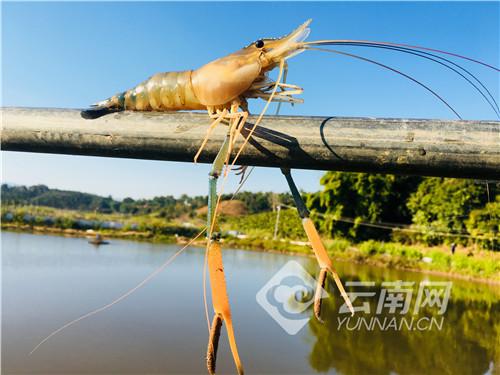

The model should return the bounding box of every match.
[466,196,500,251]
[407,178,490,245]
[307,172,421,241]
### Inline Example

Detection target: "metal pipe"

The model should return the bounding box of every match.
[1,107,499,179]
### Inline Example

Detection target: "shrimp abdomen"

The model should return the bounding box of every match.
[81,71,205,119]
[124,71,204,111]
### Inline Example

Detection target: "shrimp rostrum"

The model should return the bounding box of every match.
[39,18,497,375]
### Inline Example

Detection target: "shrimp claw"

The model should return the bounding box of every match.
[206,241,244,375]
[281,168,355,319]
[204,118,244,375]
[206,313,223,374]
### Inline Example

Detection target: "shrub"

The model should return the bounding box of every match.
[407,178,490,246]
[306,172,421,242]
[466,198,499,251]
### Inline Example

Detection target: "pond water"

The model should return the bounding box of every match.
[2,232,499,374]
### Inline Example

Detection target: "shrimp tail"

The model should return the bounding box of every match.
[81,92,125,119]
[80,105,122,119]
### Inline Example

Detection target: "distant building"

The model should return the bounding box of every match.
[101,221,123,230]
[75,219,95,229]
[226,230,247,239]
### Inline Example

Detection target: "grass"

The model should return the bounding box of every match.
[223,235,500,281]
[335,240,500,280]
[3,204,499,282]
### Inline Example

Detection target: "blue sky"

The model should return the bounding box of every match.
[2,2,498,199]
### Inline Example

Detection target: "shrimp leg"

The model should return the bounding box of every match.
[223,104,241,170]
[206,241,243,375]
[206,122,244,375]
[224,104,248,176]
[281,168,354,319]
[194,108,228,163]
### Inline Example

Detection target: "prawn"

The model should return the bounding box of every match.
[81,21,327,375]
[32,19,498,375]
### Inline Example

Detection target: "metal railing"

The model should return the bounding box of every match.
[1,107,499,179]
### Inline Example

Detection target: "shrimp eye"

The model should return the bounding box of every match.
[255,40,265,49]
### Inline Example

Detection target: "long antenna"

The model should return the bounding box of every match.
[30,228,206,355]
[326,42,499,118]
[306,46,462,119]
[305,39,500,72]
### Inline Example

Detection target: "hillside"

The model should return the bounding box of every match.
[2,174,498,251]
[1,184,291,217]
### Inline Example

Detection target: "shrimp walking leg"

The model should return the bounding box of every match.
[224,104,241,169]
[224,105,249,176]
[230,110,249,154]
[195,106,249,166]
[194,109,228,163]
[281,168,355,319]
[206,130,244,375]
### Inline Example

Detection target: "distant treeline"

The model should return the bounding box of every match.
[226,174,498,250]
[2,173,498,250]
[306,173,498,249]
[1,184,292,218]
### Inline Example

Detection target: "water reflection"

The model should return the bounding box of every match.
[306,268,500,375]
[2,232,498,374]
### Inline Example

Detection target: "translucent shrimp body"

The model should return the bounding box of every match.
[81,20,311,119]
[100,71,205,112]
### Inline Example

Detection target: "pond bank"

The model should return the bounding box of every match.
[3,223,499,284]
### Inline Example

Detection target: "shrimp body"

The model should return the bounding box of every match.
[94,71,205,112]
[81,20,311,119]
[85,65,261,117]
